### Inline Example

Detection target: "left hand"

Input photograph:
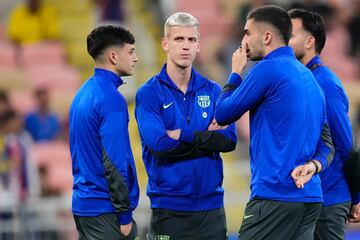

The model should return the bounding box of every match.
[166,129,181,140]
[348,203,360,223]
[291,162,317,188]
[208,118,228,131]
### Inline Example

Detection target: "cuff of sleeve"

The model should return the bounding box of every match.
[179,129,194,143]
[312,156,327,172]
[227,73,243,87]
[352,193,360,204]
[118,210,132,225]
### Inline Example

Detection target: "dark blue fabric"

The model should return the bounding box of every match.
[135,65,237,211]
[215,47,326,202]
[69,68,139,224]
[307,55,359,205]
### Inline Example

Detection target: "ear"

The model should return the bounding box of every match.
[196,39,200,53]
[264,31,272,46]
[108,50,117,65]
[305,36,315,51]
[162,37,169,51]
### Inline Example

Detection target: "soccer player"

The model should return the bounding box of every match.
[215,5,333,239]
[135,12,237,240]
[288,9,360,239]
[69,25,140,239]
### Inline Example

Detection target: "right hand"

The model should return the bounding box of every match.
[232,43,248,75]
[291,162,317,188]
[120,222,132,236]
[348,203,360,223]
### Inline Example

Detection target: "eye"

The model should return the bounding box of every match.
[188,37,197,43]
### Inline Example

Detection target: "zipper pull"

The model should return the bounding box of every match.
[187,116,190,124]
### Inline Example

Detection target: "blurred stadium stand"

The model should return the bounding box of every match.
[0,0,359,239]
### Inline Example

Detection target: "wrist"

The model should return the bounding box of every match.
[308,160,320,174]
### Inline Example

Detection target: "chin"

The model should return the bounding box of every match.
[177,61,192,69]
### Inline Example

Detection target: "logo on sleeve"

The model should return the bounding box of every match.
[197,95,210,108]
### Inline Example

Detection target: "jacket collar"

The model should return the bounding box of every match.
[94,68,124,88]
[263,46,295,60]
[305,55,322,70]
[157,64,207,93]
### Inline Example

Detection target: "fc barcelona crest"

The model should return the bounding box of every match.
[197,95,211,108]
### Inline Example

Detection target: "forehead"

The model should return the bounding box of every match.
[167,26,199,38]
[291,18,304,31]
[244,19,259,30]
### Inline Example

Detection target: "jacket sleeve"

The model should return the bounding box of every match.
[323,94,359,201]
[326,98,353,164]
[215,69,271,126]
[135,86,211,161]
[311,122,335,171]
[100,110,133,225]
[179,125,237,153]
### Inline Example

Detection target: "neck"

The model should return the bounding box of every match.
[263,42,286,57]
[95,63,118,75]
[301,51,317,66]
[166,61,192,94]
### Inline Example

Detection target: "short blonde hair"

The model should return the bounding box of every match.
[164,12,199,37]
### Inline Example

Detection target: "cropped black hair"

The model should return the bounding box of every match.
[87,25,135,59]
[247,5,292,45]
[288,8,326,54]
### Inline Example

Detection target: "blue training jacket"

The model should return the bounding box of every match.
[215,47,329,203]
[307,55,360,205]
[135,65,237,211]
[69,68,139,224]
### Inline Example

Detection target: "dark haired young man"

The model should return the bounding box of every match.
[215,5,334,240]
[69,25,140,239]
[289,8,360,239]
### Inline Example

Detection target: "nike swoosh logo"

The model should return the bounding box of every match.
[243,214,253,219]
[163,102,173,109]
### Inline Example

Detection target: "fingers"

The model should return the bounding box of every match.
[291,164,316,189]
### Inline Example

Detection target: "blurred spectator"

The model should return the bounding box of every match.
[7,0,59,45]
[0,108,40,238]
[93,0,126,25]
[355,103,360,143]
[0,109,31,204]
[24,88,60,142]
[345,0,360,76]
[38,165,60,197]
[0,89,10,118]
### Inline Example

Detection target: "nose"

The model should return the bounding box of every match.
[182,40,190,50]
[133,53,138,62]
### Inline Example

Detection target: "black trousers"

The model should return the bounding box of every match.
[238,199,322,240]
[74,214,138,240]
[147,207,227,240]
[314,201,351,240]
